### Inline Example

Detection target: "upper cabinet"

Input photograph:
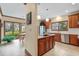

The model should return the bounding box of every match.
[44,20,51,29]
[69,13,79,28]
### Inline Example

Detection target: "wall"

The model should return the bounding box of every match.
[24,3,38,56]
[49,15,79,35]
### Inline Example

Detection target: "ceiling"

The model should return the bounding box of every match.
[0,3,26,19]
[37,3,79,19]
[0,3,79,19]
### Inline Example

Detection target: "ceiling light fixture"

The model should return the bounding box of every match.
[37,15,41,20]
[56,16,62,21]
[46,18,49,22]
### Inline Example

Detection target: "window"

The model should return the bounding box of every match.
[51,21,68,31]
[51,22,59,31]
[4,21,25,36]
[14,23,20,36]
[4,22,13,36]
[21,24,25,32]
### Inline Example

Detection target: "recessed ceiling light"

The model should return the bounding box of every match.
[46,9,48,11]
[37,15,41,20]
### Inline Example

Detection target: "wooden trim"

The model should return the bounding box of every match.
[2,15,25,20]
[25,49,32,56]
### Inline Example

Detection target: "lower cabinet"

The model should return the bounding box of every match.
[49,36,55,49]
[46,37,50,51]
[69,35,78,46]
[38,38,46,56]
[55,33,61,42]
[54,33,79,46]
[38,36,55,56]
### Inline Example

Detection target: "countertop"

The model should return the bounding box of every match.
[38,34,55,39]
[49,31,79,35]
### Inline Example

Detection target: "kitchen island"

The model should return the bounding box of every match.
[38,34,55,56]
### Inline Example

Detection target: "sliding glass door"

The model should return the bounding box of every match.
[4,22,13,36]
[14,23,20,36]
[4,21,25,37]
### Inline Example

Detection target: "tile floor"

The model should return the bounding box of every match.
[0,39,25,56]
[43,42,79,56]
[0,40,79,56]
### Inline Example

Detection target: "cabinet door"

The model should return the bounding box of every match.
[69,14,79,28]
[46,37,50,51]
[38,38,46,56]
[69,35,78,46]
[72,15,78,28]
[49,36,54,49]
[69,16,72,28]
[55,33,61,42]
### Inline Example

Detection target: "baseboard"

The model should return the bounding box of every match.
[25,49,32,56]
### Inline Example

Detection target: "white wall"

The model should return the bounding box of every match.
[24,3,38,56]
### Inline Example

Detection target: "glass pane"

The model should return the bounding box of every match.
[5,22,13,36]
[21,24,25,32]
[14,23,20,36]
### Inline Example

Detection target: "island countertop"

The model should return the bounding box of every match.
[38,34,55,39]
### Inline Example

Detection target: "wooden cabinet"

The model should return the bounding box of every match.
[69,13,79,28]
[69,35,78,46]
[46,37,50,51]
[49,36,55,49]
[38,35,55,56]
[38,38,46,56]
[44,20,51,29]
[55,33,61,42]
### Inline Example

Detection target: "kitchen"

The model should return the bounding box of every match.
[37,4,79,55]
[24,3,79,56]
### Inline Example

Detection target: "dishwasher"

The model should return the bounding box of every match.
[61,34,65,43]
[64,34,69,43]
[61,34,69,43]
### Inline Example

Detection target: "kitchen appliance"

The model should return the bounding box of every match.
[61,34,69,43]
[39,21,46,36]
